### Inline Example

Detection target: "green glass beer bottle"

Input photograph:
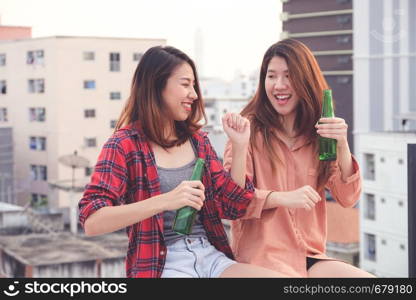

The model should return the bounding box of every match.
[319,89,337,161]
[172,158,205,235]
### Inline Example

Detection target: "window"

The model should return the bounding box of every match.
[29,136,46,151]
[336,15,351,24]
[30,165,47,181]
[29,107,46,122]
[110,120,117,129]
[28,79,45,93]
[85,138,97,148]
[0,54,5,66]
[133,52,143,61]
[364,233,376,261]
[364,153,375,180]
[336,76,351,84]
[83,80,96,89]
[110,92,121,100]
[337,56,350,64]
[110,52,120,71]
[364,193,375,220]
[0,108,7,122]
[83,51,95,61]
[84,109,96,118]
[85,167,93,177]
[27,50,44,65]
[31,193,48,208]
[0,80,6,94]
[336,36,351,44]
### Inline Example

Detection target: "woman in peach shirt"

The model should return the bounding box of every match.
[223,39,373,277]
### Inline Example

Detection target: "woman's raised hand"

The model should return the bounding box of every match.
[222,112,250,146]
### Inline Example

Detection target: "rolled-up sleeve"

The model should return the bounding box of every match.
[326,155,362,208]
[223,140,270,219]
[205,136,254,220]
[78,139,128,227]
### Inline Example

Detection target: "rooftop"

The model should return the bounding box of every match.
[0,202,24,212]
[0,35,166,44]
[0,232,128,266]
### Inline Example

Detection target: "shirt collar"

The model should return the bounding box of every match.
[274,129,313,151]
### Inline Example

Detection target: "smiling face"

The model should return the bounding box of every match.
[161,62,198,122]
[265,56,300,120]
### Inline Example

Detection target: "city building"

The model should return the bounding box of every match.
[353,0,416,277]
[0,36,166,219]
[0,127,14,204]
[280,0,355,151]
[0,24,33,206]
[353,0,416,133]
[357,132,415,277]
[204,97,250,159]
[200,70,258,101]
[0,24,32,40]
[0,232,127,277]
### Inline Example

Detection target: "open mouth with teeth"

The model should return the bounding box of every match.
[274,94,291,105]
[181,102,193,111]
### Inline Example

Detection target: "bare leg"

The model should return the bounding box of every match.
[220,262,284,278]
[307,260,376,278]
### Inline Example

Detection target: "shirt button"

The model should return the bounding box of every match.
[160,250,165,255]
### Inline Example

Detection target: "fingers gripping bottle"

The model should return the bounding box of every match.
[319,89,337,161]
[172,158,205,235]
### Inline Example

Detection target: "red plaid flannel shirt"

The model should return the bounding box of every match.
[78,122,254,278]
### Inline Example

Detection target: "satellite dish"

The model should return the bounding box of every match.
[58,150,90,189]
[53,150,90,235]
[58,150,90,168]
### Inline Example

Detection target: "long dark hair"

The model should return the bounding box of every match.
[241,39,332,191]
[116,45,206,148]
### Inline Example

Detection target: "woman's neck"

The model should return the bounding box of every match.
[163,122,177,141]
[280,113,297,138]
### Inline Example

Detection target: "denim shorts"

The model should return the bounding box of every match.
[161,236,236,278]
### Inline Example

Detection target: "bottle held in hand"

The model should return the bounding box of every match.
[172,158,205,235]
[319,89,337,161]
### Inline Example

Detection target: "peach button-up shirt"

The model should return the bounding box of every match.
[223,130,361,277]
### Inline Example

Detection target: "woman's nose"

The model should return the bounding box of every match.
[274,78,287,90]
[189,87,198,100]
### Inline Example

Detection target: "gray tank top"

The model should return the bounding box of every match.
[157,141,208,245]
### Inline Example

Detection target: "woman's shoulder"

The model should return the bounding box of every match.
[106,123,146,151]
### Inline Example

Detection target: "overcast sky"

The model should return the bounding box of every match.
[0,0,282,80]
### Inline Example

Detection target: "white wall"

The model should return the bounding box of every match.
[357,132,416,277]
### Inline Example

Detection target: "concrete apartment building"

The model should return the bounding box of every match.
[0,36,165,217]
[281,0,354,151]
[357,132,415,277]
[353,0,416,277]
[0,25,32,205]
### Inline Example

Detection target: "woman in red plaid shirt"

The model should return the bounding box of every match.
[78,46,281,278]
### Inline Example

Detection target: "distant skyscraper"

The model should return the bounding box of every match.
[354,0,416,277]
[280,0,354,151]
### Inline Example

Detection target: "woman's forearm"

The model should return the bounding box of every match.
[84,195,166,236]
[230,142,248,188]
[337,141,354,181]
